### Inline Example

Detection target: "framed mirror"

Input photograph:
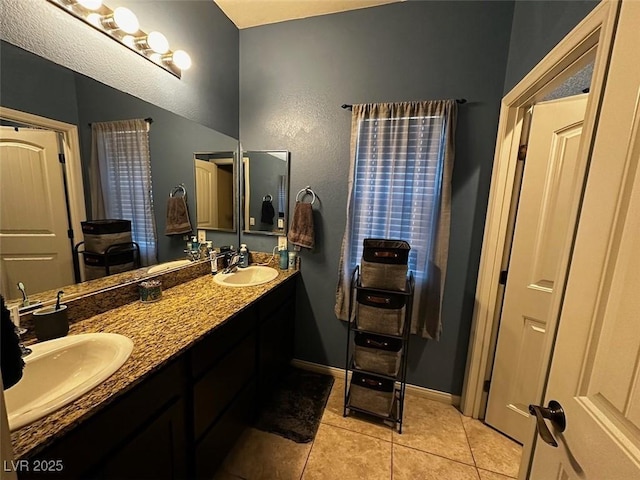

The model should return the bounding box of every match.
[194,151,237,232]
[241,150,290,236]
[0,40,240,303]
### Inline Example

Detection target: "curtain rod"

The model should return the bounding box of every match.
[341,99,467,110]
[88,117,154,126]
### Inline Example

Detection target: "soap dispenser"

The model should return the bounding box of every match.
[239,244,249,268]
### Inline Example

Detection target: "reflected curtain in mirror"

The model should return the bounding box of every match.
[89,119,157,265]
[335,101,457,339]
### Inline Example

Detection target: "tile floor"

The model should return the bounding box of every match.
[216,380,522,480]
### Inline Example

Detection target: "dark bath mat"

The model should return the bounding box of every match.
[254,367,334,443]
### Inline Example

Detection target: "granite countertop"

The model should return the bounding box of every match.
[10,266,298,459]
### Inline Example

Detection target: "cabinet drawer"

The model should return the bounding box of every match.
[193,331,257,440]
[190,306,256,379]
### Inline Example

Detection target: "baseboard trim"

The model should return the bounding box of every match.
[291,359,461,407]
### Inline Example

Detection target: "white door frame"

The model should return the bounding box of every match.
[0,106,87,281]
[460,0,619,421]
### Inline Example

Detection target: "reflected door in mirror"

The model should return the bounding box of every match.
[0,126,75,301]
[194,152,235,232]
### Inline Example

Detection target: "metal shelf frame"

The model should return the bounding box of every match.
[343,265,415,433]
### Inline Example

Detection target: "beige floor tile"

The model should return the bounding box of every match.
[320,379,394,442]
[392,394,475,465]
[463,420,522,478]
[222,427,312,480]
[302,423,392,480]
[477,468,517,480]
[393,444,480,480]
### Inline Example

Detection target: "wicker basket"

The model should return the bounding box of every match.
[349,373,395,417]
[82,219,132,254]
[360,239,410,291]
[356,289,406,336]
[353,333,403,376]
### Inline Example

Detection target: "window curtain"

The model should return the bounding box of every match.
[88,119,157,266]
[334,101,457,339]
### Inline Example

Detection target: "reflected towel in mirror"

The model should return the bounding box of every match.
[165,196,192,235]
[261,199,275,225]
[288,202,314,249]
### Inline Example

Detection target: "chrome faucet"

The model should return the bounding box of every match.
[15,326,31,357]
[184,249,200,261]
[222,252,240,274]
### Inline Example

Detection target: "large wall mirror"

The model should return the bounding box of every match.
[241,150,290,236]
[194,151,237,232]
[0,41,239,303]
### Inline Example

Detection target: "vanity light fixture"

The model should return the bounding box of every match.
[47,0,191,78]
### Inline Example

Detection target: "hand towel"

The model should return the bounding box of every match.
[165,196,192,235]
[261,200,275,225]
[288,201,314,249]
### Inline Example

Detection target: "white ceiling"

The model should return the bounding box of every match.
[214,0,403,29]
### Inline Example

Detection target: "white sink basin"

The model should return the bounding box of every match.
[214,265,279,287]
[4,333,133,431]
[147,259,192,274]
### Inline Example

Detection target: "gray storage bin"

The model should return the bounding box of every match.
[82,219,132,254]
[349,373,395,417]
[83,249,136,280]
[360,239,410,291]
[356,289,406,336]
[353,333,402,376]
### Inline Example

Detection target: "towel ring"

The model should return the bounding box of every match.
[263,194,273,202]
[170,184,186,198]
[296,186,316,205]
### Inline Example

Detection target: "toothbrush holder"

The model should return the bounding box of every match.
[32,305,69,341]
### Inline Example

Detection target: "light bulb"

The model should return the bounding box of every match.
[149,53,163,64]
[77,0,102,10]
[87,13,102,27]
[147,31,169,54]
[172,50,191,70]
[113,7,139,34]
[122,35,136,48]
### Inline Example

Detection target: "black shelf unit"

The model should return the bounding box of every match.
[74,241,141,282]
[343,265,415,433]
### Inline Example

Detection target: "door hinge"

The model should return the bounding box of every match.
[518,145,527,162]
[58,153,66,164]
[499,270,508,285]
[483,380,491,393]
[67,229,74,239]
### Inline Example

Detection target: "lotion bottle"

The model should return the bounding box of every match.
[239,244,249,268]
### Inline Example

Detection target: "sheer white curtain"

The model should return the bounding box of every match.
[89,119,157,266]
[335,101,457,339]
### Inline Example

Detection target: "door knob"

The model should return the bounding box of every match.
[528,400,566,447]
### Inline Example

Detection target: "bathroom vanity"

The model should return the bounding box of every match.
[9,265,298,479]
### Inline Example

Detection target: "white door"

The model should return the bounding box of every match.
[529,1,640,478]
[0,127,74,301]
[486,95,588,443]
[195,159,219,229]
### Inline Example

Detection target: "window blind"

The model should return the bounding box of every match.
[95,121,157,265]
[348,115,446,280]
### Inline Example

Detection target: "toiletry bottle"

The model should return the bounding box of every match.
[288,251,297,270]
[210,250,218,275]
[239,244,249,268]
[279,247,289,270]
